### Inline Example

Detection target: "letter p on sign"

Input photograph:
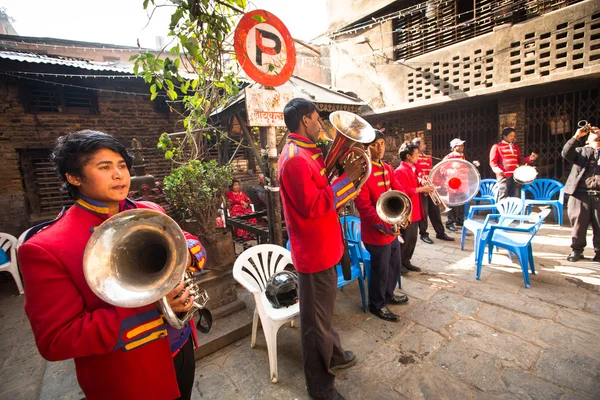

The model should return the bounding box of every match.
[234,10,296,87]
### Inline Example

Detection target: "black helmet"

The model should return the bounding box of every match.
[265,271,299,309]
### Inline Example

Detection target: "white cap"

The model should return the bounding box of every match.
[450,138,465,149]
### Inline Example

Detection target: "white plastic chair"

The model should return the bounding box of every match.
[232,244,299,383]
[0,233,23,295]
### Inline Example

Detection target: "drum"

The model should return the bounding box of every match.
[513,165,537,185]
[429,159,481,207]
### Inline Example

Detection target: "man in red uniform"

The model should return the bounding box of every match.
[354,130,409,322]
[490,127,538,200]
[18,130,206,400]
[412,137,454,243]
[279,98,360,400]
[443,138,468,231]
[395,142,435,273]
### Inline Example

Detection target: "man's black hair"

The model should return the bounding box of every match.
[502,127,516,137]
[398,141,419,161]
[283,98,318,133]
[52,130,133,200]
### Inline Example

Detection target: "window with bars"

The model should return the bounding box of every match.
[392,0,584,61]
[21,84,99,114]
[20,149,73,222]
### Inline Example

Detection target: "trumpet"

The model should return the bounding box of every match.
[376,190,413,232]
[326,111,375,208]
[418,175,452,214]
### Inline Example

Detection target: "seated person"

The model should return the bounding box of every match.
[251,173,267,207]
[226,179,257,239]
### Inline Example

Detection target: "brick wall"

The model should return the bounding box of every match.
[0,78,181,236]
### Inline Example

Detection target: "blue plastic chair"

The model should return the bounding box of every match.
[475,209,551,288]
[286,239,367,313]
[461,197,524,261]
[520,179,565,226]
[340,215,402,290]
[464,179,498,218]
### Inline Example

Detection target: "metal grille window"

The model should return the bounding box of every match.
[20,149,73,222]
[21,84,99,114]
[393,0,584,61]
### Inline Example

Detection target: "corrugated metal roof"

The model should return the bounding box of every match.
[0,51,134,73]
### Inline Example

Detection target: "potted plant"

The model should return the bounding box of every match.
[163,159,235,270]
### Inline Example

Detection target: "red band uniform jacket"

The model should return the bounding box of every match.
[18,196,206,400]
[489,141,531,179]
[354,160,404,245]
[394,162,423,224]
[416,153,433,178]
[278,134,357,273]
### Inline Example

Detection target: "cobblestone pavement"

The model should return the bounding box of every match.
[1,219,599,399]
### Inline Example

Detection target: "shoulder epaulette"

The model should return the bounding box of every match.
[22,207,67,244]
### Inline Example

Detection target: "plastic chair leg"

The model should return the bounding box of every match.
[251,308,259,349]
[460,227,467,251]
[9,265,24,295]
[516,248,531,288]
[264,321,281,384]
[476,241,487,280]
[528,246,536,275]
[488,242,493,264]
[358,277,367,313]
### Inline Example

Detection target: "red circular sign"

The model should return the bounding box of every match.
[234,10,296,87]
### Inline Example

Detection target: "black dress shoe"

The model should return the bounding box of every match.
[399,267,409,275]
[446,224,458,232]
[420,235,434,244]
[405,264,422,272]
[567,252,584,262]
[436,234,455,241]
[594,254,600,262]
[331,351,357,371]
[369,306,400,322]
[389,294,409,304]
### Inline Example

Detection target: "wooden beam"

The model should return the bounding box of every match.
[235,113,266,173]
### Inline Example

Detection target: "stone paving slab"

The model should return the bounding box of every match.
[555,308,600,336]
[433,340,503,391]
[535,348,600,398]
[475,304,540,341]
[489,368,588,400]
[518,281,587,309]
[395,362,478,400]
[429,291,481,316]
[584,292,600,315]
[398,279,439,301]
[465,284,558,319]
[403,301,459,336]
[450,320,541,370]
[535,321,600,361]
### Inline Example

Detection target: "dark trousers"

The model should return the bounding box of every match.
[447,205,465,226]
[298,266,346,400]
[497,176,522,200]
[568,192,600,253]
[418,194,445,237]
[173,337,195,400]
[364,240,402,309]
[400,222,419,268]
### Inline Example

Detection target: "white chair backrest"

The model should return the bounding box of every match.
[0,233,17,258]
[17,228,32,249]
[233,244,293,294]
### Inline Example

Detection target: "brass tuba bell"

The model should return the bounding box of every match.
[326,111,375,207]
[83,209,210,330]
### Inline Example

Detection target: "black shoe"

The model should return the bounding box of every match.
[369,306,400,322]
[399,267,409,275]
[420,235,434,244]
[331,351,357,371]
[456,221,464,227]
[446,224,458,232]
[567,251,584,262]
[405,264,422,272]
[436,234,455,241]
[594,254,600,263]
[333,394,346,400]
[389,294,409,304]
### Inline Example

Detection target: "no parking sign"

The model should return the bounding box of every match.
[234,10,296,87]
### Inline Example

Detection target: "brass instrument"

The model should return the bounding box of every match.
[83,209,211,330]
[428,159,481,207]
[376,190,413,231]
[418,175,452,214]
[327,111,375,208]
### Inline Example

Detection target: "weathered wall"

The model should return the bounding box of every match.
[0,79,180,236]
[326,0,400,32]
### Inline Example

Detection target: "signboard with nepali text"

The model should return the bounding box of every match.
[234,10,296,87]
[245,87,293,127]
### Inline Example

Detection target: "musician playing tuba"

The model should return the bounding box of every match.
[279,99,360,400]
[17,131,204,400]
[395,141,436,274]
[354,130,410,323]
